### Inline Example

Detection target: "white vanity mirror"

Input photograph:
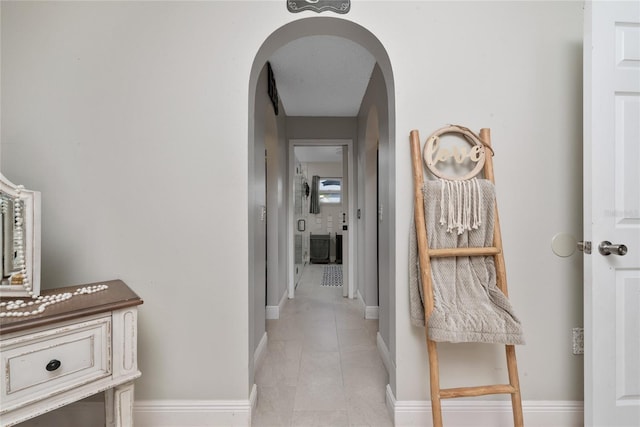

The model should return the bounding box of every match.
[0,173,41,298]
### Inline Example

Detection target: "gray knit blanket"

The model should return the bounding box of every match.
[409,179,525,345]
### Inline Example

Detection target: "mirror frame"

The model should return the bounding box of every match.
[0,173,41,298]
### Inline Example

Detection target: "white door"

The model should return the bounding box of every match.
[584,1,640,426]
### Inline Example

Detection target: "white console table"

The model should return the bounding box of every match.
[0,280,143,426]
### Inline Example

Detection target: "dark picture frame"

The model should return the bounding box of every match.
[267,62,279,115]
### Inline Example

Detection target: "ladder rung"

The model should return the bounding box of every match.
[439,384,516,399]
[429,247,501,258]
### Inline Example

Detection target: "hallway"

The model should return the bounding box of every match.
[253,264,392,426]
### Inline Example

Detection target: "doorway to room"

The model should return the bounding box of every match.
[247,15,396,421]
[289,140,354,300]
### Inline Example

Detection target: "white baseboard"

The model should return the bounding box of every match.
[357,289,366,311]
[249,384,258,419]
[386,385,584,427]
[134,399,253,426]
[265,306,278,319]
[254,331,268,372]
[19,385,582,427]
[376,332,395,377]
[365,305,379,319]
[357,289,379,319]
[265,290,288,319]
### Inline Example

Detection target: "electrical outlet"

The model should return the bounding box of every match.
[572,328,584,355]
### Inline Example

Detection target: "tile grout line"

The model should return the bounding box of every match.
[254,263,391,426]
[332,274,352,426]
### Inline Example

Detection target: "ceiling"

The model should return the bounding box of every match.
[269,35,376,163]
[268,35,376,117]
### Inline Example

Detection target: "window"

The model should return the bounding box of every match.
[318,177,342,204]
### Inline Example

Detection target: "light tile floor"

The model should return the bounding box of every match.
[252,264,393,427]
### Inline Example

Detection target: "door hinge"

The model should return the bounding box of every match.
[577,241,591,254]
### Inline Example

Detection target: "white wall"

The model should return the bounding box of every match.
[250,63,274,371]
[389,2,584,402]
[357,63,390,334]
[264,76,288,312]
[1,1,584,418]
[1,1,265,401]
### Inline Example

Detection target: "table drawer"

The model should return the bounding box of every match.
[1,316,111,411]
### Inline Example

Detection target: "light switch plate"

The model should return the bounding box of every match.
[572,328,584,355]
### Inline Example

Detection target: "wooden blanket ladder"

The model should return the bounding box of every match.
[410,127,524,427]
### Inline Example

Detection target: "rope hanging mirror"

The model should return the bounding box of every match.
[422,124,491,181]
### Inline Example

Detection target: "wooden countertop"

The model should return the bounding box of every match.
[0,280,143,335]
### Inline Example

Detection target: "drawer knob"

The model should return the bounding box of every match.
[46,359,61,372]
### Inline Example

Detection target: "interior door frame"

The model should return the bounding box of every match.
[288,138,355,299]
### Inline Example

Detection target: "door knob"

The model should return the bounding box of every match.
[598,241,628,256]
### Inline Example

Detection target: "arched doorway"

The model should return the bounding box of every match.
[247,16,396,399]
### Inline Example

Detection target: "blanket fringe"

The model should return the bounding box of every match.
[439,178,482,234]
